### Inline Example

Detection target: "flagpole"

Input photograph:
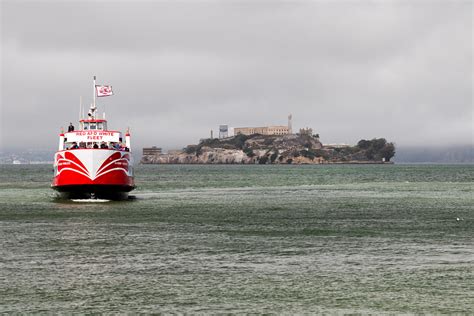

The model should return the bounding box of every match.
[93,75,96,109]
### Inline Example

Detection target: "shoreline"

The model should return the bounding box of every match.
[140,161,395,165]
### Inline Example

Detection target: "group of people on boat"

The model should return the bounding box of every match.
[67,141,129,151]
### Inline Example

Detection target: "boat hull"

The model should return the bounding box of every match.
[52,149,135,200]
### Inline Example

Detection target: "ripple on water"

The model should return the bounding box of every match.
[0,164,473,313]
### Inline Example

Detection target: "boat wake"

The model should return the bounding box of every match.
[71,198,111,203]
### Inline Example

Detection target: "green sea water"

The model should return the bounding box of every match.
[0,164,473,314]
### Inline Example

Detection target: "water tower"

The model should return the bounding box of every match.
[219,125,229,138]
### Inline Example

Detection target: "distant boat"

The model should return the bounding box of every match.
[51,76,135,200]
[12,160,22,165]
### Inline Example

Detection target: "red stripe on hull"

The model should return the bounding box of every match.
[53,169,134,187]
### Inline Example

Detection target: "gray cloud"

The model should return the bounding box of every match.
[1,0,472,151]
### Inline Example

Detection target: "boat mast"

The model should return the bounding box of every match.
[88,76,97,119]
[93,76,96,109]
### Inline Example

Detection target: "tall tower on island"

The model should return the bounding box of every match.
[288,114,293,134]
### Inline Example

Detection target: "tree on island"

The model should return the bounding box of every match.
[357,138,395,161]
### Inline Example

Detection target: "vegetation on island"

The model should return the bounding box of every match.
[179,133,395,164]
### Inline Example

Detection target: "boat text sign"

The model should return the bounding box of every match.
[66,131,121,142]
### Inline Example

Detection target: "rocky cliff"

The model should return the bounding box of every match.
[141,134,395,164]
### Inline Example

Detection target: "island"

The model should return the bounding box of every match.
[141,133,395,164]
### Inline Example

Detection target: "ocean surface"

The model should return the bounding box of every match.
[0,164,472,314]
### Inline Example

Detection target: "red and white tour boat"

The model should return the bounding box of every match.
[52,77,135,199]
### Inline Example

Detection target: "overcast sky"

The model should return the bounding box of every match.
[1,0,472,151]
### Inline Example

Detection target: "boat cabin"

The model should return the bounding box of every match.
[80,119,107,131]
[59,119,130,151]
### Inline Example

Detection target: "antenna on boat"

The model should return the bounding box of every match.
[79,96,82,120]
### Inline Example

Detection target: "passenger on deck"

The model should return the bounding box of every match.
[68,123,74,132]
[93,143,99,149]
[79,142,86,149]
[120,144,129,151]
[70,142,79,149]
[100,142,107,149]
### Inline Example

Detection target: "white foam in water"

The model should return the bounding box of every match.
[71,199,111,203]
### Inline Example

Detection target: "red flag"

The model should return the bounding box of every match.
[96,85,113,97]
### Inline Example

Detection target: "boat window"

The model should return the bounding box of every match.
[83,122,89,130]
[90,123,97,130]
[97,122,103,130]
